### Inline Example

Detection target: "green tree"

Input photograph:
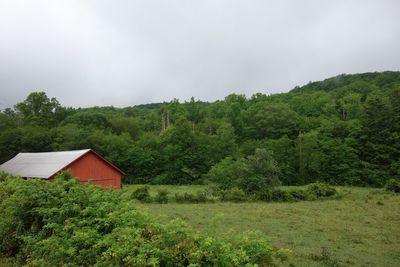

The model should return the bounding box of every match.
[224,94,246,139]
[20,126,53,152]
[0,128,22,163]
[296,131,323,184]
[243,102,299,139]
[360,96,393,185]
[185,97,204,131]
[15,91,64,127]
[389,88,400,178]
[0,112,16,131]
[50,124,89,151]
[208,149,281,194]
[109,115,140,139]
[208,123,238,163]
[239,149,281,193]
[64,111,111,129]
[126,133,163,184]
[160,117,199,184]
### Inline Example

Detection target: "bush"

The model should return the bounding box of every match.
[219,188,247,202]
[257,188,306,202]
[255,190,272,201]
[155,189,169,203]
[175,192,195,203]
[196,190,208,203]
[206,157,240,190]
[0,175,278,266]
[271,189,295,202]
[131,185,151,202]
[385,179,400,193]
[239,149,281,194]
[289,189,309,201]
[174,191,208,203]
[0,171,10,182]
[257,187,335,202]
[307,182,337,198]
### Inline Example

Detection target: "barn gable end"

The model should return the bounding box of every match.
[58,151,122,188]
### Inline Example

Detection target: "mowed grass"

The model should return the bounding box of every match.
[123,185,400,267]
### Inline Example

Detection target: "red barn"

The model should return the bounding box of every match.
[0,149,124,189]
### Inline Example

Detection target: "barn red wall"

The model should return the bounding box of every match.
[65,152,122,189]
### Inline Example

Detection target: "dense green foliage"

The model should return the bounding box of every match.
[207,148,281,193]
[174,191,208,204]
[126,183,337,204]
[0,173,281,266]
[1,71,400,186]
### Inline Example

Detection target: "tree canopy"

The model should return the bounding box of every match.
[1,71,400,186]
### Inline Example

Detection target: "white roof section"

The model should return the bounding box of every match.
[0,149,91,179]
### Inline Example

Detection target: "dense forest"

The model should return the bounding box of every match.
[1,71,399,187]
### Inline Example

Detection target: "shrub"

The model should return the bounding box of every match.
[196,190,208,203]
[0,171,10,182]
[55,170,74,181]
[257,188,310,202]
[234,231,274,264]
[256,190,272,201]
[271,189,295,202]
[239,149,281,194]
[385,179,400,193]
[175,192,194,203]
[290,189,309,201]
[219,188,247,202]
[131,185,151,202]
[0,175,278,266]
[307,182,337,198]
[174,191,208,203]
[155,189,169,203]
[206,157,240,190]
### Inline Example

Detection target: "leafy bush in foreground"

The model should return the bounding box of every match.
[0,175,278,266]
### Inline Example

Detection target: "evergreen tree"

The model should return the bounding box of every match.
[360,96,393,185]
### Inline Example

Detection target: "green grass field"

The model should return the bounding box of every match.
[123,185,400,267]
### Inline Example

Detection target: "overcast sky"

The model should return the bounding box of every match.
[0,0,399,109]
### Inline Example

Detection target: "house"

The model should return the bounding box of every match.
[0,149,124,189]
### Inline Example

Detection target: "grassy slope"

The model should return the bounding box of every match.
[124,185,400,267]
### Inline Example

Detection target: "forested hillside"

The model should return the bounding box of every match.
[1,71,399,186]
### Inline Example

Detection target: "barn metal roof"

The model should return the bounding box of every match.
[0,149,91,179]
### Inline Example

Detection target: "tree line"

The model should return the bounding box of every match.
[0,71,399,187]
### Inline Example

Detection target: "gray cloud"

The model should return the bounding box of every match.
[1,0,399,109]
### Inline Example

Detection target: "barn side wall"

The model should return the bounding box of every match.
[66,152,121,189]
